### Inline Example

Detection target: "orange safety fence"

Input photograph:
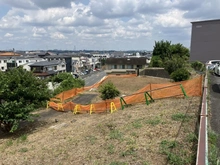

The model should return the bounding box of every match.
[47,75,203,114]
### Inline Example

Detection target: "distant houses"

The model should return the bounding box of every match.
[0,50,152,78]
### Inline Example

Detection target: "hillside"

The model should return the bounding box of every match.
[0,76,200,165]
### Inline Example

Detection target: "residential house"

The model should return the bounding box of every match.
[29,60,66,79]
[22,57,47,71]
[0,57,8,71]
[105,57,150,75]
[44,55,74,72]
[190,19,220,63]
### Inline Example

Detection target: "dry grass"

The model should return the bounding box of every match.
[0,76,200,165]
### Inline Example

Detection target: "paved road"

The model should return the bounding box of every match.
[83,71,106,86]
[210,72,220,148]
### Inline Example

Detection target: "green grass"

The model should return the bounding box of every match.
[208,129,220,164]
[186,133,197,143]
[19,147,28,153]
[109,129,123,140]
[160,140,192,165]
[107,144,115,154]
[132,119,143,128]
[17,134,28,143]
[85,135,97,145]
[145,117,161,126]
[171,113,192,122]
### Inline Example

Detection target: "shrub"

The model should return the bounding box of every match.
[53,77,85,96]
[99,81,120,100]
[170,68,190,82]
[164,56,186,74]
[191,61,205,72]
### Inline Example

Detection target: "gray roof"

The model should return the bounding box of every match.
[29,60,62,67]
[191,19,220,24]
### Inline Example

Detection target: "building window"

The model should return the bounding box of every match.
[54,66,57,70]
[1,67,4,70]
[26,60,29,62]
[19,60,22,63]
[127,65,134,69]
[4,60,7,63]
[62,65,65,68]
[122,65,125,69]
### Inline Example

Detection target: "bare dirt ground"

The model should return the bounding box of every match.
[0,76,201,165]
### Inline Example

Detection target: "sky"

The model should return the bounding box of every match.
[0,0,219,51]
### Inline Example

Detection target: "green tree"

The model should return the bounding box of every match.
[152,40,172,60]
[52,72,85,96]
[149,56,163,67]
[0,67,51,132]
[99,81,120,100]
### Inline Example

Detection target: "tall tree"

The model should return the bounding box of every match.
[152,40,172,60]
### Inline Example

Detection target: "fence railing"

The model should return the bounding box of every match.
[196,72,208,165]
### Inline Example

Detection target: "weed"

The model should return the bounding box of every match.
[132,119,142,128]
[145,117,161,126]
[126,138,136,145]
[167,152,189,165]
[160,140,191,165]
[5,139,13,147]
[186,133,197,143]
[120,146,136,157]
[130,132,138,137]
[17,134,28,143]
[109,129,123,140]
[107,144,115,154]
[86,135,97,145]
[208,129,220,164]
[160,140,178,154]
[19,147,28,152]
[171,113,192,122]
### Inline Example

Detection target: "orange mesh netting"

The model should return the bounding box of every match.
[47,74,203,114]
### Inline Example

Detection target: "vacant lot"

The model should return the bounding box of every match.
[0,76,200,165]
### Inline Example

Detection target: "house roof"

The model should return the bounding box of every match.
[106,57,149,65]
[29,60,63,67]
[0,52,21,56]
[191,19,220,24]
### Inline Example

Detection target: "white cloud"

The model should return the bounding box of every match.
[154,9,190,28]
[4,33,14,37]
[32,27,47,37]
[0,0,219,50]
[50,32,66,39]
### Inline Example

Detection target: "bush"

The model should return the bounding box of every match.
[99,81,120,100]
[53,77,85,96]
[164,56,186,74]
[170,68,190,82]
[191,61,205,72]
